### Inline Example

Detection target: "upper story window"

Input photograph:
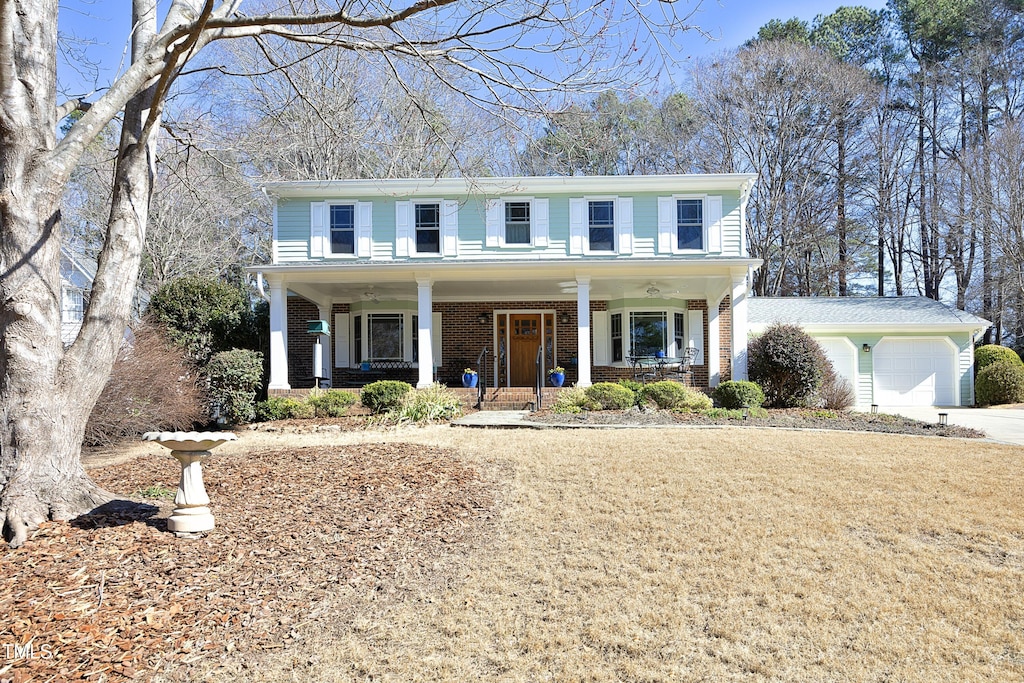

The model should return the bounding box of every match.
[676,199,703,251]
[330,204,355,255]
[588,200,615,252]
[62,287,84,323]
[504,201,531,245]
[415,203,441,254]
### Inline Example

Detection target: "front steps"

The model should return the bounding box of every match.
[452,387,564,411]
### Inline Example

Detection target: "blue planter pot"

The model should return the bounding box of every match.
[462,373,478,388]
[549,372,565,387]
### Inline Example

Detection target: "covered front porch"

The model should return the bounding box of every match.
[255,260,757,392]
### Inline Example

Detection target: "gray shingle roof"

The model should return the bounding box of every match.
[748,297,990,328]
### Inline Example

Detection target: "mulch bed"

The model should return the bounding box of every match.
[529,407,986,438]
[0,444,493,682]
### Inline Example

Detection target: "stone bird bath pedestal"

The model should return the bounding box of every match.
[142,431,237,537]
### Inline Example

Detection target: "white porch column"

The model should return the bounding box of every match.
[268,279,290,390]
[730,275,749,381]
[707,294,723,388]
[417,279,433,388]
[576,276,592,387]
[316,303,332,385]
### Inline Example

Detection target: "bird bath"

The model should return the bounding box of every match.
[142,431,237,537]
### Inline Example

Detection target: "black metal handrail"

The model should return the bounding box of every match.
[476,347,488,409]
[534,344,544,411]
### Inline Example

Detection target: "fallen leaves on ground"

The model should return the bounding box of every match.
[0,443,492,682]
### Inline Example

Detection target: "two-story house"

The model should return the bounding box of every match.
[253,174,990,407]
[255,174,759,394]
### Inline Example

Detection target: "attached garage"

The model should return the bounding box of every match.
[748,297,991,408]
[872,338,956,406]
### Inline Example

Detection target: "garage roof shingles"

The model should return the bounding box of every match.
[748,296,990,328]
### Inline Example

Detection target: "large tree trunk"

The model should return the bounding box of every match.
[0,0,159,547]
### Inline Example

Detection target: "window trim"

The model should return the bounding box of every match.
[605,305,693,366]
[500,196,534,248]
[583,196,617,255]
[411,198,443,257]
[671,194,708,254]
[326,201,358,257]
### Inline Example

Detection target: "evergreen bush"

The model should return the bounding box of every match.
[360,380,413,414]
[748,323,826,408]
[712,380,765,409]
[641,381,712,410]
[975,344,1023,372]
[254,396,312,421]
[584,382,636,410]
[976,360,1024,406]
[307,389,357,417]
[205,349,265,424]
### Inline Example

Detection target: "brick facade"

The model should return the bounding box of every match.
[285,295,735,389]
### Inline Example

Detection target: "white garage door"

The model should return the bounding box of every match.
[873,338,956,406]
[815,337,858,394]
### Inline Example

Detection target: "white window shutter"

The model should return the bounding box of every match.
[569,198,585,255]
[485,199,501,247]
[706,195,723,253]
[356,202,373,258]
[442,200,459,256]
[616,196,633,255]
[310,202,326,258]
[432,312,443,366]
[395,201,411,257]
[657,197,674,253]
[592,311,610,365]
[334,313,350,368]
[687,309,705,365]
[534,198,550,247]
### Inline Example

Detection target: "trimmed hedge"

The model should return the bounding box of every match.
[975,345,1023,372]
[976,360,1024,406]
[712,380,765,409]
[584,382,636,410]
[254,396,313,421]
[361,380,413,414]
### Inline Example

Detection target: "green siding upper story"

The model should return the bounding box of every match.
[275,190,747,263]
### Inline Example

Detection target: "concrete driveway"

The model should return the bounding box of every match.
[868,405,1024,445]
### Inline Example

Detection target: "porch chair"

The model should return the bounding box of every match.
[666,346,699,386]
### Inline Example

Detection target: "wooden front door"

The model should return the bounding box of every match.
[509,314,542,386]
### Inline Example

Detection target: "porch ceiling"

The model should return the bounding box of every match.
[257,258,758,305]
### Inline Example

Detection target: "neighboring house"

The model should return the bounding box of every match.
[251,174,989,407]
[60,247,96,346]
[748,297,991,408]
[254,174,759,393]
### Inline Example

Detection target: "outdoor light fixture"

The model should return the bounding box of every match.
[938,412,948,426]
[742,404,750,420]
[477,312,490,325]
[871,404,878,414]
[558,312,570,324]
[862,343,871,353]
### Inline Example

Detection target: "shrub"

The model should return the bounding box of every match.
[701,406,768,419]
[641,381,712,411]
[975,345,1023,372]
[748,323,826,408]
[395,383,463,422]
[712,380,765,409]
[976,360,1024,406]
[147,275,255,366]
[816,364,856,410]
[551,386,593,413]
[617,379,645,404]
[307,389,357,417]
[584,382,636,410]
[254,396,312,421]
[206,348,265,425]
[361,380,413,414]
[85,324,206,446]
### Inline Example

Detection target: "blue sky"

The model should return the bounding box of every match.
[57,0,891,97]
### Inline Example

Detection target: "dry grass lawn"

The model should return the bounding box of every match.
[205,426,1023,682]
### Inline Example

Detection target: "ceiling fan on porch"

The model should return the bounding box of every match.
[361,286,379,302]
[644,282,681,299]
